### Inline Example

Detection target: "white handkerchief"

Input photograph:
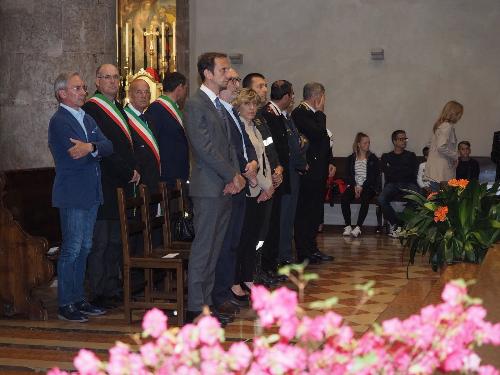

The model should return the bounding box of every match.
[162,253,179,258]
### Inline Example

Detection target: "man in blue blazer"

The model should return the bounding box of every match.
[48,72,113,322]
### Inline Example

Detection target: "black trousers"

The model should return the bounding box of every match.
[234,197,266,283]
[87,219,123,299]
[340,186,376,227]
[261,193,282,272]
[294,179,325,260]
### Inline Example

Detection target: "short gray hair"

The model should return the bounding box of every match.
[54,72,80,102]
[303,82,325,100]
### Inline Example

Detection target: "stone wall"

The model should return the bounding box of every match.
[0,0,116,170]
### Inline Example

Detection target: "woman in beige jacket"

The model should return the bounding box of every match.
[425,100,464,191]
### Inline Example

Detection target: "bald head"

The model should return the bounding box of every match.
[129,79,151,113]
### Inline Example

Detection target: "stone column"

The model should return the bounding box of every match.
[0,0,116,170]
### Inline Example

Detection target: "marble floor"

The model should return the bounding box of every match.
[0,229,439,373]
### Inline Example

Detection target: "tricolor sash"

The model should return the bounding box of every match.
[88,93,132,144]
[124,106,160,169]
[155,95,183,127]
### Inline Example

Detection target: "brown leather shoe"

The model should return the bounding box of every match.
[215,300,240,315]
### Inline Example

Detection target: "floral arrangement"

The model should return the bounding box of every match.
[48,278,500,375]
[400,179,500,269]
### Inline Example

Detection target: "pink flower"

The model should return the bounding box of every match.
[107,343,130,375]
[197,315,223,346]
[441,280,467,306]
[47,369,70,375]
[279,316,299,341]
[140,342,158,367]
[479,365,500,375]
[73,349,101,375]
[443,349,468,371]
[227,342,252,371]
[250,284,270,310]
[142,308,168,338]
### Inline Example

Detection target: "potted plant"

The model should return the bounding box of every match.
[400,179,500,270]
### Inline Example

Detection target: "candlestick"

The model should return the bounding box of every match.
[172,21,176,61]
[161,22,165,59]
[125,22,129,60]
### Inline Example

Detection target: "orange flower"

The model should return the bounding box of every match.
[448,178,469,189]
[434,206,448,222]
[427,192,438,200]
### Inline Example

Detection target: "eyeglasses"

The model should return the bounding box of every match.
[98,74,120,81]
[68,85,88,92]
[228,77,241,84]
[397,137,409,141]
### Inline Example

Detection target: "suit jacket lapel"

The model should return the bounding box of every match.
[197,89,230,138]
[59,107,88,141]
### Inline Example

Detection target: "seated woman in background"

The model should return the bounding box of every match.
[417,146,431,193]
[341,132,380,238]
[456,141,480,180]
[425,100,463,191]
[231,88,275,300]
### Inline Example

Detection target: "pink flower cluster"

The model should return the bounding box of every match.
[48,280,500,375]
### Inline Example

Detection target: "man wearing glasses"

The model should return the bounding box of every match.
[83,64,140,309]
[378,130,419,238]
[49,72,113,321]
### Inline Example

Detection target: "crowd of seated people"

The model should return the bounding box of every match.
[48,55,487,325]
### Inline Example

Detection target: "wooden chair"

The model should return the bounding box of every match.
[117,185,184,325]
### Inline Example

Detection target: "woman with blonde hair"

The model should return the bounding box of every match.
[341,132,380,237]
[231,88,275,300]
[425,100,464,191]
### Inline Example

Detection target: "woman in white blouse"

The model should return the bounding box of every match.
[341,132,380,237]
[425,101,464,191]
[231,88,275,300]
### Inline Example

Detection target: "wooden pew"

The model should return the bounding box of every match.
[0,171,55,320]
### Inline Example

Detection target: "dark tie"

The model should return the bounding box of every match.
[231,107,248,161]
[214,97,230,137]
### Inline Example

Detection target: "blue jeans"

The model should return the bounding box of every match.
[58,204,99,307]
[377,182,419,226]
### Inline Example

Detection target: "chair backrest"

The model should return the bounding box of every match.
[117,186,149,260]
[139,181,185,249]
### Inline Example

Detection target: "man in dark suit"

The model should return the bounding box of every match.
[83,64,140,309]
[212,68,257,315]
[183,52,245,324]
[292,82,335,264]
[48,72,113,322]
[145,72,189,188]
[259,80,293,274]
[124,78,160,191]
[491,131,500,180]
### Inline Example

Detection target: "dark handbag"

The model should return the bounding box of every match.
[170,182,195,241]
[172,211,195,241]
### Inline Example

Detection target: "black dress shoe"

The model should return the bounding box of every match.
[215,300,240,315]
[298,256,322,265]
[312,250,334,262]
[185,310,202,324]
[277,260,293,268]
[91,296,118,310]
[230,290,250,305]
[229,295,249,308]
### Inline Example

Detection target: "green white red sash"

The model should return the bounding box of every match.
[155,95,183,127]
[124,106,160,169]
[88,93,132,144]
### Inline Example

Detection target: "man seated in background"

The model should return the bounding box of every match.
[378,130,419,238]
[456,141,480,180]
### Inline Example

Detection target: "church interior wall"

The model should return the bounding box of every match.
[1,0,499,170]
[189,0,500,158]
